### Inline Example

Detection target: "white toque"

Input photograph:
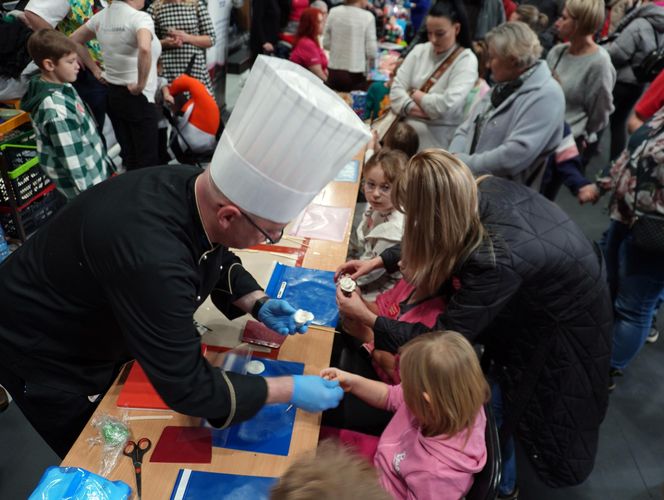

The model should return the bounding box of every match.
[209,56,371,223]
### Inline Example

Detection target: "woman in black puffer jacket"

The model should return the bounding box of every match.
[334,150,613,494]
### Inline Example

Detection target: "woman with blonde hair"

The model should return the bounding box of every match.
[333,149,612,496]
[321,331,489,500]
[449,22,565,186]
[547,0,616,164]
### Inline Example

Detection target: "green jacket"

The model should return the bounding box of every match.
[21,77,110,200]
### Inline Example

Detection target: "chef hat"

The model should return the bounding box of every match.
[209,56,371,223]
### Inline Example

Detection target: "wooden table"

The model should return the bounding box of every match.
[60,172,362,499]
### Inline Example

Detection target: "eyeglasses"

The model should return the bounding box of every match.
[363,180,391,195]
[240,209,284,245]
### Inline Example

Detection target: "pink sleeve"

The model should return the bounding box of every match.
[291,38,323,67]
[385,384,405,412]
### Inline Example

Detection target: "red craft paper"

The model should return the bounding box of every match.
[116,361,169,410]
[241,320,286,349]
[150,426,212,464]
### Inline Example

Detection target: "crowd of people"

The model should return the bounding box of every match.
[0,0,663,499]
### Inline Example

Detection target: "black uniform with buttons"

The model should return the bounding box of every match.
[0,165,268,457]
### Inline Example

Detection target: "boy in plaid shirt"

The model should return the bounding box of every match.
[21,29,110,200]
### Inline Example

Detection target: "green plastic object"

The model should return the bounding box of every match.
[101,420,130,447]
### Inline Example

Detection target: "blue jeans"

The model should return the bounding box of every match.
[603,220,664,370]
[492,383,517,495]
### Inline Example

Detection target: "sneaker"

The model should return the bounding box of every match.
[498,486,519,500]
[646,327,659,344]
[0,387,8,413]
[608,367,623,392]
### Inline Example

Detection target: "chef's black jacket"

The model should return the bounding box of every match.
[0,166,268,425]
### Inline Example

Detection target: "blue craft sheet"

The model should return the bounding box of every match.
[265,263,339,328]
[170,469,276,500]
[211,358,305,456]
[334,160,360,183]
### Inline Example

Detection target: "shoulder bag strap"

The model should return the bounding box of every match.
[419,45,465,94]
[552,45,568,73]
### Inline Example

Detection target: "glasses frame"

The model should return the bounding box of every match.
[240,209,284,245]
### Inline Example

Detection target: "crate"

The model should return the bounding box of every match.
[0,185,65,239]
[0,142,52,206]
[0,108,30,135]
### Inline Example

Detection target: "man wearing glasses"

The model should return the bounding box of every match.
[0,56,370,458]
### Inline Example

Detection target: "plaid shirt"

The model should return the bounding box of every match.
[29,81,110,200]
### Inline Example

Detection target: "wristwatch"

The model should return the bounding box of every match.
[251,296,270,319]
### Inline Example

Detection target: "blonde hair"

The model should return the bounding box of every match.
[364,149,408,185]
[392,149,486,296]
[399,331,490,438]
[565,0,606,36]
[271,441,389,500]
[514,4,549,32]
[485,21,542,69]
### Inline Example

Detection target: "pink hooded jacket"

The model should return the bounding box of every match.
[374,385,487,500]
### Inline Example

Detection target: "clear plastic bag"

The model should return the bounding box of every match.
[86,413,130,477]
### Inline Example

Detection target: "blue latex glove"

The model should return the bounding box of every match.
[290,375,344,412]
[258,299,310,335]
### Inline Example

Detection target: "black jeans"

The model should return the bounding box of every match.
[74,68,108,133]
[0,363,102,459]
[107,85,159,170]
[610,81,645,161]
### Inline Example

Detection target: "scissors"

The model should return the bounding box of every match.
[123,437,152,499]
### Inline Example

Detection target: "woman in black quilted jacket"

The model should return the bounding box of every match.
[334,149,613,496]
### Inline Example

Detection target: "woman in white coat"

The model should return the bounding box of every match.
[389,0,478,150]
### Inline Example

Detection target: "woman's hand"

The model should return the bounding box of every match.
[410,89,425,105]
[336,287,378,327]
[162,35,183,49]
[334,257,383,281]
[321,367,354,392]
[168,28,190,44]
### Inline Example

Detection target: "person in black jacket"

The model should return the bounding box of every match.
[334,150,613,494]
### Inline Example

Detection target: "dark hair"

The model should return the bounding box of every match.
[427,0,472,48]
[295,8,323,46]
[364,148,409,184]
[27,29,78,70]
[384,122,419,158]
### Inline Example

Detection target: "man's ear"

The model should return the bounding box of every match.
[216,204,241,231]
[42,58,56,72]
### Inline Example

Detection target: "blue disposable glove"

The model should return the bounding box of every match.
[258,299,310,335]
[290,375,344,412]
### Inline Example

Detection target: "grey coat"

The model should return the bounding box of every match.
[449,60,565,185]
[605,3,664,84]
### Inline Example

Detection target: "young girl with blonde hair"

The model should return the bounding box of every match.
[321,331,489,500]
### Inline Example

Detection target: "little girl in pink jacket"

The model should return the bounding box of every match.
[322,331,488,500]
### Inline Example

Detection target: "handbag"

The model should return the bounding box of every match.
[371,45,464,142]
[629,124,664,253]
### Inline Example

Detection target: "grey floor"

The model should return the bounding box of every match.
[1,93,663,499]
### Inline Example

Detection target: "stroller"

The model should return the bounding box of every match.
[162,56,222,168]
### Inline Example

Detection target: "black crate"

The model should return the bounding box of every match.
[0,187,65,239]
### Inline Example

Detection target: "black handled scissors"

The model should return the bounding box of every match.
[123,437,151,499]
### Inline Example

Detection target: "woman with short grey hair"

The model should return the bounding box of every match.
[449,21,565,188]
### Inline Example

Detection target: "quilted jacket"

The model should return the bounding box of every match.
[374,176,613,486]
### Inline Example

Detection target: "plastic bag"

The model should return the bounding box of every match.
[87,413,130,477]
[28,466,131,500]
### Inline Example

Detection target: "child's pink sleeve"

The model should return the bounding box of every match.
[384,384,405,412]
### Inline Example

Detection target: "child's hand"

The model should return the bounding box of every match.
[577,184,600,205]
[321,368,353,392]
[336,287,376,327]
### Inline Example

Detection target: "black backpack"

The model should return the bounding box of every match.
[633,23,664,83]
